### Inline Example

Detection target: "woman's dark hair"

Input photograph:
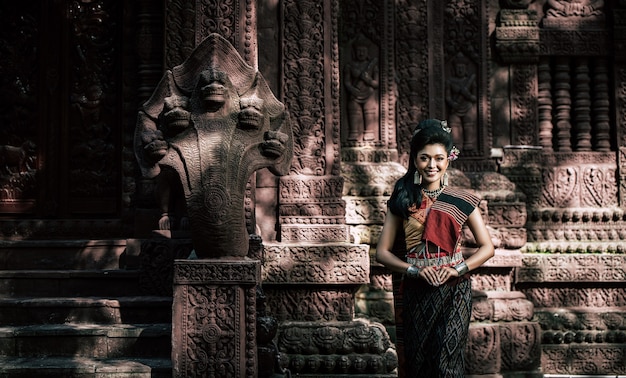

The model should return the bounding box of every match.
[387,119,454,219]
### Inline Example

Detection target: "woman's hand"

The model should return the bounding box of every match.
[421,266,459,286]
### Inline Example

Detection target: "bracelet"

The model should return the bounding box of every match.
[406,265,420,278]
[454,261,469,276]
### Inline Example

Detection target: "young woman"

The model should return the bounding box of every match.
[376,119,494,377]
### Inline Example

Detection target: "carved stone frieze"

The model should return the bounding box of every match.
[540,29,609,56]
[499,321,542,371]
[542,344,626,375]
[282,0,341,176]
[279,225,350,243]
[276,319,397,376]
[465,323,501,374]
[470,268,515,292]
[163,0,196,68]
[621,147,626,207]
[536,308,626,338]
[344,197,387,225]
[341,157,405,197]
[262,287,357,323]
[522,287,626,308]
[518,254,626,283]
[495,9,540,63]
[278,175,350,243]
[470,291,534,322]
[476,248,523,269]
[262,243,369,285]
[394,0,428,162]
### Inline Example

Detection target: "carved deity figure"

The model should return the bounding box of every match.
[546,0,604,17]
[445,52,477,151]
[134,33,293,258]
[344,35,379,142]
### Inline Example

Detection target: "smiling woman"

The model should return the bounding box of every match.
[375,118,494,377]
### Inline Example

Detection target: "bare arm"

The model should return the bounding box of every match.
[463,207,495,270]
[375,210,412,274]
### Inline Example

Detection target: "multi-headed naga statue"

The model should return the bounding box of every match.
[135,33,293,258]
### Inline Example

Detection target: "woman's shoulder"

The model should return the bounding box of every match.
[442,186,480,207]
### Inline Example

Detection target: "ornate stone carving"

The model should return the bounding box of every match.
[465,323,501,374]
[446,52,478,151]
[275,319,397,375]
[518,254,626,283]
[542,344,626,375]
[496,9,540,63]
[173,259,260,377]
[499,321,541,371]
[262,243,369,285]
[68,0,119,203]
[344,34,380,142]
[443,0,491,160]
[135,33,293,258]
[340,0,396,149]
[394,0,428,162]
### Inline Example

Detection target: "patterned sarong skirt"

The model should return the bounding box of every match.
[393,276,471,378]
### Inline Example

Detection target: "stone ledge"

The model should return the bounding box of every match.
[542,344,626,375]
[518,253,626,283]
[0,356,171,376]
[262,243,370,285]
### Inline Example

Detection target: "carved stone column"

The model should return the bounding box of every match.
[172,259,260,377]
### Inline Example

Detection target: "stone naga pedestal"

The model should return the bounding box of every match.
[134,33,293,377]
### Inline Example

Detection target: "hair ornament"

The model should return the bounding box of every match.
[448,145,460,161]
[440,120,451,133]
[413,119,452,136]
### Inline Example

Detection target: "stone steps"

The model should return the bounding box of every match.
[0,239,173,376]
[0,270,142,297]
[0,240,129,271]
[0,323,171,359]
[0,356,171,377]
[0,296,172,325]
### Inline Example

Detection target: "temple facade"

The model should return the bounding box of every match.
[0,0,625,376]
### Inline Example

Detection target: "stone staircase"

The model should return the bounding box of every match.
[0,239,172,377]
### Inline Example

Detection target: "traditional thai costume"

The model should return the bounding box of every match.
[392,186,480,377]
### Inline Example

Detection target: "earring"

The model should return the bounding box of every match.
[441,172,449,186]
[414,171,422,185]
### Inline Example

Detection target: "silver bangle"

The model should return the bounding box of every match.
[454,261,469,276]
[406,265,420,278]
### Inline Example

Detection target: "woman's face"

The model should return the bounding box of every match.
[414,143,449,190]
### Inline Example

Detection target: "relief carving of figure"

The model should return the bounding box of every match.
[134,33,293,258]
[445,52,477,151]
[546,0,604,17]
[0,140,36,175]
[344,34,379,142]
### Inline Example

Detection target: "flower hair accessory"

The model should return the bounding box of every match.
[448,146,460,161]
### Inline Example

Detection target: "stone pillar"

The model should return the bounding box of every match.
[262,174,398,375]
[172,259,260,377]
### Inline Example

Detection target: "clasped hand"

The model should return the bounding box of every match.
[419,266,458,286]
